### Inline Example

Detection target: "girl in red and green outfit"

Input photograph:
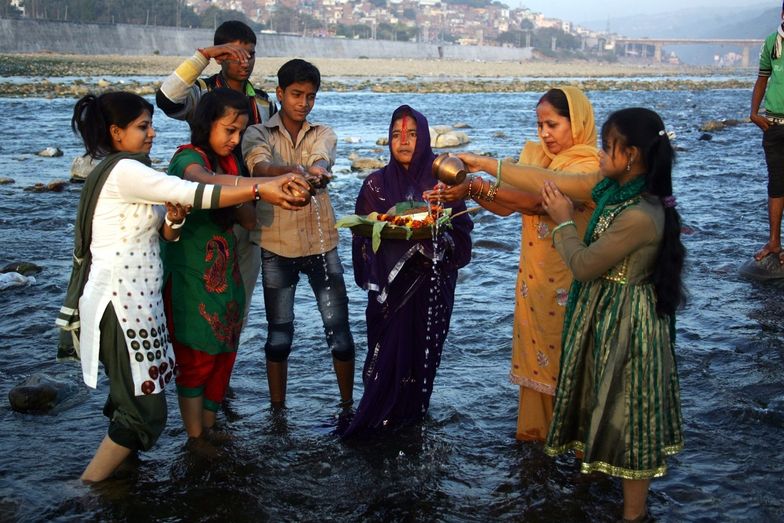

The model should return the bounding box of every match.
[162,88,306,441]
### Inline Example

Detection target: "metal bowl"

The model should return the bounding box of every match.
[432,154,467,186]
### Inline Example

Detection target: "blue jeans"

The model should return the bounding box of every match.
[261,248,355,362]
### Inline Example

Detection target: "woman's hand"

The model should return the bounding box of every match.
[541,181,574,224]
[423,180,468,203]
[455,152,494,175]
[165,202,191,225]
[259,173,312,210]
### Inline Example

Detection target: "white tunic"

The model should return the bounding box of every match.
[78,159,218,395]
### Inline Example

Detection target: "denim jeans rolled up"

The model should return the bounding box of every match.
[261,247,355,362]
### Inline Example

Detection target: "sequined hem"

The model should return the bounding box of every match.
[544,441,684,480]
[509,371,555,396]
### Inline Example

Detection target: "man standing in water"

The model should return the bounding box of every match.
[241,59,355,411]
[156,20,276,325]
[751,3,784,263]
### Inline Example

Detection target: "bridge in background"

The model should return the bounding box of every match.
[613,38,764,67]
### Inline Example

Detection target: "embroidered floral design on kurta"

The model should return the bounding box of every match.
[198,300,243,349]
[204,235,230,293]
[556,288,568,306]
[536,220,550,239]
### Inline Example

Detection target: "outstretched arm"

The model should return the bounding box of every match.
[457,152,601,202]
[423,178,541,216]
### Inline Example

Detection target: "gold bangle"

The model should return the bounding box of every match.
[486,184,498,202]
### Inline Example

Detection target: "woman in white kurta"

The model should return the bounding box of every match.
[62,92,311,482]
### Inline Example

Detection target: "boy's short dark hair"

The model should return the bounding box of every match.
[277,59,321,91]
[214,20,256,46]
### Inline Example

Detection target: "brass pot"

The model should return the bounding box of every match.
[432,154,467,186]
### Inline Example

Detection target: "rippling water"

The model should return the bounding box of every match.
[1,84,783,522]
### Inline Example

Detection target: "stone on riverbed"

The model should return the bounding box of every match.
[1,262,42,276]
[0,272,35,290]
[351,157,386,171]
[738,255,784,282]
[37,147,63,157]
[429,126,471,148]
[8,374,81,414]
[70,154,99,182]
[699,118,748,132]
[23,180,69,192]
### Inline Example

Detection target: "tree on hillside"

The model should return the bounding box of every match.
[269,6,322,34]
[336,23,371,39]
[198,6,259,31]
[377,22,416,42]
[18,0,200,27]
[532,27,579,51]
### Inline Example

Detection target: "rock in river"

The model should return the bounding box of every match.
[37,147,64,157]
[8,374,81,414]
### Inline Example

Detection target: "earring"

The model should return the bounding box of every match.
[625,159,632,172]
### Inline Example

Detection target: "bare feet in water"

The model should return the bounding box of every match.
[754,242,782,263]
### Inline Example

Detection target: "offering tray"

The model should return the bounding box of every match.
[335,201,452,251]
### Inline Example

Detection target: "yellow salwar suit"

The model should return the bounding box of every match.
[510,87,599,441]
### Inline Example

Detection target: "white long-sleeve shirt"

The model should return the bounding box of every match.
[79,159,219,395]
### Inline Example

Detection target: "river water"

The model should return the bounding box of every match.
[1,84,782,522]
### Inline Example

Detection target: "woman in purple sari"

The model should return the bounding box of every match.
[340,105,473,438]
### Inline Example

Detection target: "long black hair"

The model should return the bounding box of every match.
[601,107,686,317]
[190,88,249,167]
[71,92,154,158]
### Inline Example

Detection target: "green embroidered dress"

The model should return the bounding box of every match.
[161,148,245,355]
[544,181,684,480]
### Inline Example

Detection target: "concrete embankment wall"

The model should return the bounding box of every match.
[0,18,531,61]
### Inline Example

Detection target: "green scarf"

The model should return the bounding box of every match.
[56,152,151,360]
[561,175,646,338]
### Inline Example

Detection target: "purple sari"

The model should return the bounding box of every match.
[340,105,473,438]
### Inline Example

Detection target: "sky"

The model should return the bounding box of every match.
[513,0,772,24]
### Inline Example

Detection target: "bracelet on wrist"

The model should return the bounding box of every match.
[252,183,261,201]
[493,159,502,189]
[165,215,185,230]
[466,175,475,199]
[551,219,575,243]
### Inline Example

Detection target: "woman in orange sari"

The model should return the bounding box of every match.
[428,87,598,441]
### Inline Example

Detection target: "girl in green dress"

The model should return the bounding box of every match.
[161,88,308,441]
[459,107,685,522]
